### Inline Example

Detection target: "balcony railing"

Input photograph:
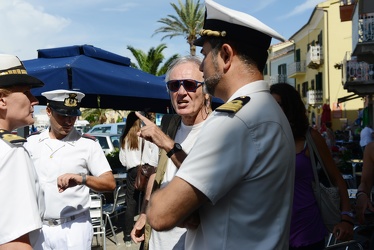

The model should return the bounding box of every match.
[345,60,374,82]
[353,11,374,49]
[287,61,306,77]
[307,90,323,106]
[306,45,324,69]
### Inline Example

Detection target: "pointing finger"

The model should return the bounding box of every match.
[135,112,152,125]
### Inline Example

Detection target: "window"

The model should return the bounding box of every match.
[315,72,323,91]
[278,64,287,83]
[311,79,315,90]
[318,31,323,47]
[302,81,308,97]
[295,49,301,62]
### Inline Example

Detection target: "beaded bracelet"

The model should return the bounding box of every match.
[341,219,354,226]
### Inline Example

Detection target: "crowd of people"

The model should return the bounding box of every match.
[1,0,374,250]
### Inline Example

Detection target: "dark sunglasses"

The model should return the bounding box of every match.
[166,79,204,92]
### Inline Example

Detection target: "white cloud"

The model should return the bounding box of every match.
[1,0,71,59]
[250,0,277,13]
[280,0,325,19]
[102,3,139,12]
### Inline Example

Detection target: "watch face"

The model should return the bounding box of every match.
[175,143,182,150]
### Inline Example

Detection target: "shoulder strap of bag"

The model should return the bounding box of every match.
[306,127,333,185]
[153,114,181,190]
[144,114,181,250]
[306,128,322,207]
[139,138,145,165]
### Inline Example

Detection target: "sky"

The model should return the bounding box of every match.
[1,0,326,63]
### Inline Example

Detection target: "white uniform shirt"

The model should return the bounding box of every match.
[0,139,43,244]
[177,81,295,250]
[119,139,159,170]
[24,129,112,219]
[360,126,373,147]
[150,121,204,250]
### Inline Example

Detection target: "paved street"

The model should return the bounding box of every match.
[91,213,141,250]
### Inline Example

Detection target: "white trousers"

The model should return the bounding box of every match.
[31,212,93,250]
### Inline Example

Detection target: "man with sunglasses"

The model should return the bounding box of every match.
[131,55,212,250]
[146,1,295,249]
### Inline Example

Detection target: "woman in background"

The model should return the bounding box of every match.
[119,111,158,247]
[270,83,353,250]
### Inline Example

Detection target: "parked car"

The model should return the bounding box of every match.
[85,133,120,155]
[86,122,126,135]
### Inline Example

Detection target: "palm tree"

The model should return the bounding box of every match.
[127,43,179,76]
[153,0,204,56]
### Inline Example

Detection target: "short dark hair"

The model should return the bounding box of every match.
[206,37,268,72]
[270,83,309,139]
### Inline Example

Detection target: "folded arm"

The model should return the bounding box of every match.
[146,176,208,231]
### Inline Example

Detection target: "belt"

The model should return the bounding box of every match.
[43,210,87,226]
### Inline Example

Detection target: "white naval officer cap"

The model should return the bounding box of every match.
[194,0,286,50]
[0,54,44,88]
[42,89,85,117]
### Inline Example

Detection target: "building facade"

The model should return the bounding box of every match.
[287,0,362,131]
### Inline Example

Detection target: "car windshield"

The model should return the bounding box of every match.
[110,135,120,148]
[96,136,110,149]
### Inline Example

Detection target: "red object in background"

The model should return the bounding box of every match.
[321,104,332,124]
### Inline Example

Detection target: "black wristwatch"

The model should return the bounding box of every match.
[167,143,182,158]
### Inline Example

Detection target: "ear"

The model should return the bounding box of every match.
[220,44,234,72]
[46,106,52,117]
[0,98,5,111]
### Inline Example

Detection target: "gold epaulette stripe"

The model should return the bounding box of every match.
[216,96,250,113]
[0,129,27,143]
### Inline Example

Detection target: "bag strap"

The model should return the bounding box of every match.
[153,114,181,188]
[306,128,322,207]
[144,114,181,250]
[306,127,333,185]
[140,138,145,166]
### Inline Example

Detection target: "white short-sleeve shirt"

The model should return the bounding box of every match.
[25,129,112,219]
[177,81,296,250]
[0,139,43,244]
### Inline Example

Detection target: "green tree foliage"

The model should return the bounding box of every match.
[127,43,179,76]
[153,0,204,56]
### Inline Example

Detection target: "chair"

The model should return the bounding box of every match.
[102,184,126,245]
[90,193,106,250]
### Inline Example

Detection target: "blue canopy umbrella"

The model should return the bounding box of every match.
[23,45,171,113]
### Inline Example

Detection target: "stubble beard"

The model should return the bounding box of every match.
[204,53,222,96]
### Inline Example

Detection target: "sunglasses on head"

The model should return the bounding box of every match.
[166,79,204,92]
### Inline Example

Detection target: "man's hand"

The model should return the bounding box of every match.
[57,173,82,193]
[131,213,147,243]
[135,112,174,152]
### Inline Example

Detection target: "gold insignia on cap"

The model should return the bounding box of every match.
[0,69,27,75]
[199,29,227,38]
[216,96,250,113]
[64,93,78,107]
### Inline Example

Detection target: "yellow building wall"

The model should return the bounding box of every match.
[292,0,363,131]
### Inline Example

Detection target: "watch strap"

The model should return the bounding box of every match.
[167,143,182,158]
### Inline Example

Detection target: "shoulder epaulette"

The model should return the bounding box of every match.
[215,96,250,113]
[82,133,96,141]
[0,129,27,143]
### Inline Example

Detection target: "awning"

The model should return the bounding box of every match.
[338,94,362,103]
